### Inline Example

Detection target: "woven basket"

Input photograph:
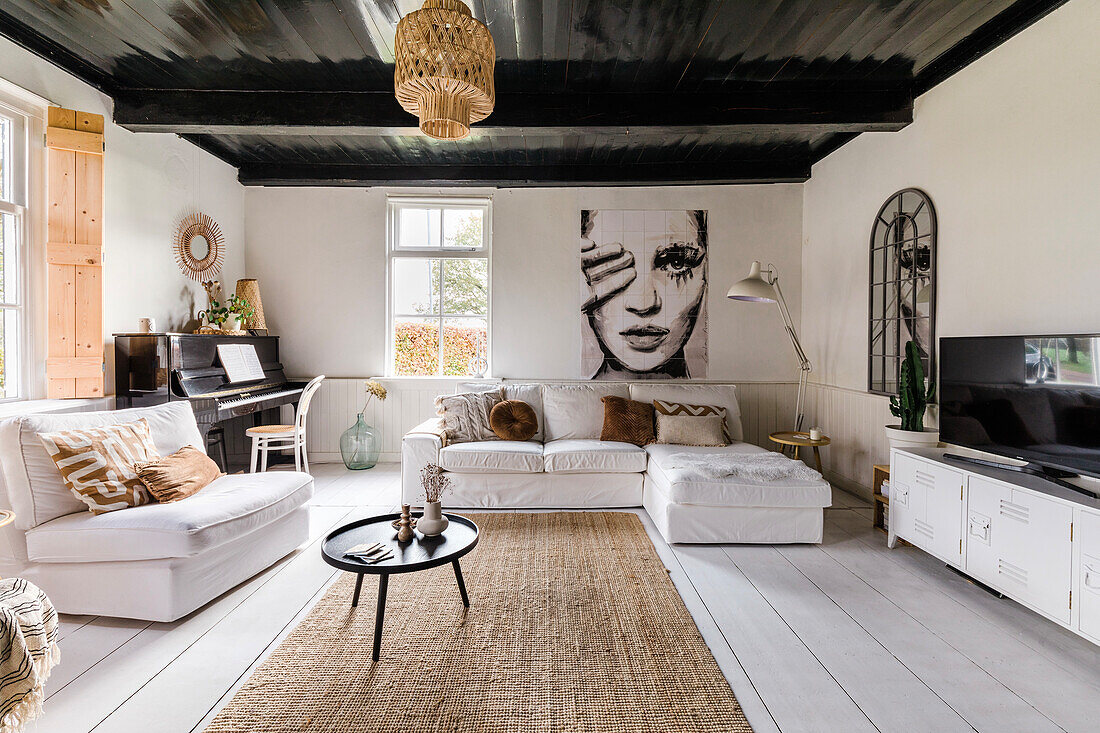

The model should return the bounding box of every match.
[234,278,267,329]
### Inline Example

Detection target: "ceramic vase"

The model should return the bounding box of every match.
[340,413,380,470]
[418,501,449,536]
[223,313,242,332]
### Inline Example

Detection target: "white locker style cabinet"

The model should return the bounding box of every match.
[965,476,1072,623]
[889,448,1100,647]
[1079,510,1100,643]
[890,452,964,565]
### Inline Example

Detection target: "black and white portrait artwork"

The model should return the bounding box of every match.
[580,209,708,380]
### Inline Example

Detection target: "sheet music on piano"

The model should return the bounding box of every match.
[217,343,266,383]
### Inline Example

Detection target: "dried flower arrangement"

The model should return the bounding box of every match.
[420,463,452,504]
[360,380,388,414]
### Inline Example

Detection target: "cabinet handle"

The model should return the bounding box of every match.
[1085,564,1100,590]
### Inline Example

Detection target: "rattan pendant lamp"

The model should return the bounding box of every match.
[394,0,496,140]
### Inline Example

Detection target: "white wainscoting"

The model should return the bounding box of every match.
[303,379,800,464]
[802,382,940,501]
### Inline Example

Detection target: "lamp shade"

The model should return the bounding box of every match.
[727,261,777,303]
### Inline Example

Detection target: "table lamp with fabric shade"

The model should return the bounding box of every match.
[727,261,812,431]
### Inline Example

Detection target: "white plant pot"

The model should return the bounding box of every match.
[885,425,940,452]
[223,313,242,332]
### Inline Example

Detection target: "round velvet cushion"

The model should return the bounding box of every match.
[490,400,538,441]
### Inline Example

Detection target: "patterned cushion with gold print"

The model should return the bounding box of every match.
[37,419,160,514]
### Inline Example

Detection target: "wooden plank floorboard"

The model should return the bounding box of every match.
[724,543,975,733]
[636,510,781,733]
[91,505,394,733]
[824,510,1100,732]
[39,507,356,733]
[828,509,1100,687]
[672,544,878,733]
[775,539,1064,733]
[41,465,1100,733]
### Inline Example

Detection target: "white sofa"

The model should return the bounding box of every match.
[0,402,314,621]
[402,383,831,543]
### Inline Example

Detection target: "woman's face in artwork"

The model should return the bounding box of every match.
[581,211,707,373]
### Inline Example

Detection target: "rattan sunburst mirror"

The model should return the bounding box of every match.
[173,212,225,281]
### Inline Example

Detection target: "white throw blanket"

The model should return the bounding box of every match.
[664,452,821,482]
[0,578,60,733]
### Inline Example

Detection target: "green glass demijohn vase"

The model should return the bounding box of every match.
[340,413,380,470]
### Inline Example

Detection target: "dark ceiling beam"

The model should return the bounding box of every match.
[0,10,117,93]
[114,88,912,137]
[913,0,1069,95]
[236,160,812,187]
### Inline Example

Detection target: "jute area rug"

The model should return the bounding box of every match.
[205,512,752,732]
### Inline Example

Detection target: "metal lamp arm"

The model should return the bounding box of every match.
[764,265,812,432]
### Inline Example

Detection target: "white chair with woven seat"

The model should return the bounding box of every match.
[247,375,325,474]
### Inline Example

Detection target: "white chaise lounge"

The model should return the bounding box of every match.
[0,402,314,621]
[402,383,831,543]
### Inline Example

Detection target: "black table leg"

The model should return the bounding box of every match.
[453,559,470,608]
[351,572,364,607]
[372,573,389,661]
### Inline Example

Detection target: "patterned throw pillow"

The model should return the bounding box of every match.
[652,400,731,444]
[37,419,160,514]
[435,389,504,444]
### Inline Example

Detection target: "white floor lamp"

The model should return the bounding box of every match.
[727,261,812,431]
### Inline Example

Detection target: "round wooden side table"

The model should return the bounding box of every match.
[769,431,831,473]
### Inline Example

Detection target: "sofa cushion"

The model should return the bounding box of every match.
[645,443,831,508]
[456,382,545,441]
[490,400,539,441]
[629,384,743,441]
[38,419,160,514]
[25,470,314,562]
[436,390,502,444]
[136,446,225,503]
[0,402,206,530]
[439,441,544,474]
[543,440,648,474]
[542,384,630,441]
[600,396,655,446]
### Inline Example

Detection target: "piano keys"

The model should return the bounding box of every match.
[114,333,307,471]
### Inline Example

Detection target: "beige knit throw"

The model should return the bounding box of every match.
[0,578,60,733]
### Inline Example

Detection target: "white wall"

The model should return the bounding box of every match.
[245,184,805,382]
[0,36,246,396]
[800,0,1100,494]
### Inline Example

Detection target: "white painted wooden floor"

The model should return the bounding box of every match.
[42,464,1100,733]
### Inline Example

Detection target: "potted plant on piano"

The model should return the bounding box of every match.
[886,340,940,452]
[222,295,255,333]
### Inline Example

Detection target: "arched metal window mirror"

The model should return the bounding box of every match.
[868,188,936,395]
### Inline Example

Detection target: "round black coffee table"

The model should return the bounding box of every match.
[321,513,479,660]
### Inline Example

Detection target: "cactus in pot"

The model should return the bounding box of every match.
[886,341,939,450]
[890,341,936,430]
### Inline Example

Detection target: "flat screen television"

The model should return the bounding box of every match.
[940,335,1100,490]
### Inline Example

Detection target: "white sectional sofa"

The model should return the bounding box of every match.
[402,383,831,543]
[0,402,314,621]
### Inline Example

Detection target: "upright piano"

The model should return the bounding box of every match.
[114,333,307,470]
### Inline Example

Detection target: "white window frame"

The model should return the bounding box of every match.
[385,196,492,378]
[0,92,34,403]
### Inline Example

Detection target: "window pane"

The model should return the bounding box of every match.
[0,308,16,399]
[441,258,487,315]
[392,258,438,315]
[442,318,487,377]
[397,207,441,248]
[443,208,483,248]
[393,317,439,376]
[0,116,9,204]
[0,212,16,303]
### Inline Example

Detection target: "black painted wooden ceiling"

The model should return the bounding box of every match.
[0,0,1066,185]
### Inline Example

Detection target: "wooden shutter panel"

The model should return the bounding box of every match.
[46,107,104,398]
